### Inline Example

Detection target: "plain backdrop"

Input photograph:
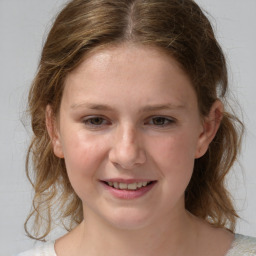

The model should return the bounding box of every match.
[0,0,255,255]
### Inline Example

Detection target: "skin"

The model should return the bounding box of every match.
[47,43,234,256]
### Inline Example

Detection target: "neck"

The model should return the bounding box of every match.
[74,207,198,256]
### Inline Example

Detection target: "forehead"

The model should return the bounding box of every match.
[72,43,186,80]
[63,43,197,110]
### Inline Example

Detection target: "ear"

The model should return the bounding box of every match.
[45,105,64,158]
[195,100,223,159]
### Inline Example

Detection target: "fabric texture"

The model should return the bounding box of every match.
[17,234,256,256]
[226,234,256,256]
[17,242,56,256]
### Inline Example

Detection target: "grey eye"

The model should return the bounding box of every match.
[151,117,173,126]
[88,117,104,125]
[152,117,167,125]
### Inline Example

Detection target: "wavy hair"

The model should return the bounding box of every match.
[25,0,244,240]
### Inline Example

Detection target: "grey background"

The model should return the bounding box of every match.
[0,0,255,255]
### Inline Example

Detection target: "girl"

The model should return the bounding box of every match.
[18,0,256,255]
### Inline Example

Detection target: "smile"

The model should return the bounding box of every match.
[101,179,157,199]
[106,181,152,190]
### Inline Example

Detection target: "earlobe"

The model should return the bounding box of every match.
[45,105,64,158]
[195,100,223,159]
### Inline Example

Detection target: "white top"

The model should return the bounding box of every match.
[17,234,256,256]
[226,234,256,256]
[17,242,56,256]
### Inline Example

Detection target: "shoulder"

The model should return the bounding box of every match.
[226,234,256,256]
[16,242,56,256]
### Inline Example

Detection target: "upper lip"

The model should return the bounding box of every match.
[100,178,156,184]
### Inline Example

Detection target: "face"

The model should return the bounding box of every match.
[47,44,219,229]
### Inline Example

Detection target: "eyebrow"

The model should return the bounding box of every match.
[70,102,185,112]
[71,103,115,111]
[140,103,185,112]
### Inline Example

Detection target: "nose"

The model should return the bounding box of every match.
[108,125,146,170]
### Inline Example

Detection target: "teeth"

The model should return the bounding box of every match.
[113,182,119,189]
[142,181,147,187]
[127,183,137,190]
[107,181,151,190]
[137,182,143,188]
[119,183,128,189]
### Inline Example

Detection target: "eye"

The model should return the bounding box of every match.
[82,116,110,128]
[147,116,175,127]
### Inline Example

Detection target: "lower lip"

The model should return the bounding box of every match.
[101,182,156,200]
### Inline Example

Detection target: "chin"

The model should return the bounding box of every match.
[103,207,154,230]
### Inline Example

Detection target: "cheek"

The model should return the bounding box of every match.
[151,133,197,168]
[148,133,197,188]
[61,132,108,195]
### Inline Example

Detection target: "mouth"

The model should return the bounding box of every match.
[100,179,157,199]
[101,180,157,191]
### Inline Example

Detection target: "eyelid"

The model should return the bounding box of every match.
[82,115,111,127]
[146,116,176,126]
[81,115,176,129]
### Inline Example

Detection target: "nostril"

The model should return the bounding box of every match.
[109,145,146,169]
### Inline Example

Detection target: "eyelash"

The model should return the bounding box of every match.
[82,116,175,129]
[146,116,175,127]
[82,116,110,128]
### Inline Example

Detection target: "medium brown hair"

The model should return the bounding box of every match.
[25,0,243,240]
